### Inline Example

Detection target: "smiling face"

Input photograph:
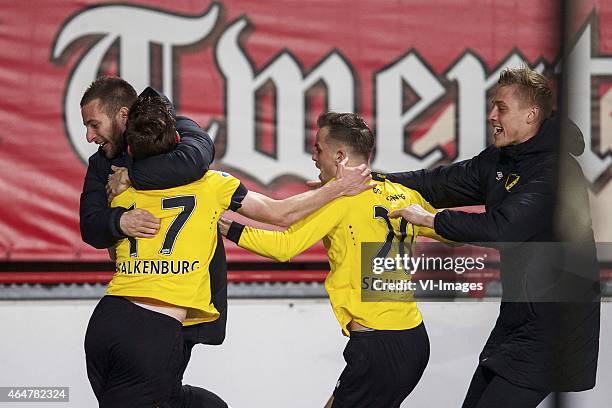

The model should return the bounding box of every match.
[312,126,340,184]
[488,85,539,148]
[81,98,127,159]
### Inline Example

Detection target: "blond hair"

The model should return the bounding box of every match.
[498,66,553,120]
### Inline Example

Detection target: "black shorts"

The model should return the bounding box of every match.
[332,323,430,408]
[85,296,184,408]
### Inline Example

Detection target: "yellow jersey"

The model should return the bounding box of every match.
[229,173,446,336]
[108,170,246,326]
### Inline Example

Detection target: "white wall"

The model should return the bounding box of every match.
[0,300,610,407]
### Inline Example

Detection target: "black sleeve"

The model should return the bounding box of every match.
[227,221,246,244]
[433,170,553,243]
[127,115,215,190]
[79,153,127,249]
[386,152,488,208]
[228,183,248,211]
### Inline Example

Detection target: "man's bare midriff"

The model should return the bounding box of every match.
[348,320,371,331]
[126,296,187,322]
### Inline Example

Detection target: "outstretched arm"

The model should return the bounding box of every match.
[386,152,486,208]
[221,199,345,262]
[237,158,372,227]
[390,171,552,243]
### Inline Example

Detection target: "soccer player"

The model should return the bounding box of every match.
[220,112,449,408]
[85,97,372,407]
[81,77,372,407]
[387,66,600,407]
[84,94,237,407]
[79,77,232,407]
[80,77,234,408]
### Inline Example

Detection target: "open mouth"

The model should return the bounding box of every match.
[493,126,503,136]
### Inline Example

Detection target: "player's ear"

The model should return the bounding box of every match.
[117,106,129,125]
[127,144,133,156]
[336,149,347,163]
[175,132,181,143]
[526,106,539,124]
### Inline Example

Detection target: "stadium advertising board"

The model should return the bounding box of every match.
[0,1,611,261]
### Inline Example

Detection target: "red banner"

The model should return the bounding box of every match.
[0,1,611,262]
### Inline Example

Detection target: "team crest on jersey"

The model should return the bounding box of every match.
[505,173,520,191]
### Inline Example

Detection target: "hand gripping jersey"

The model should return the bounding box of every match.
[108,171,247,326]
[230,173,447,336]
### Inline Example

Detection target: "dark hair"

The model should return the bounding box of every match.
[80,76,137,117]
[125,96,177,159]
[316,112,374,159]
[498,66,553,120]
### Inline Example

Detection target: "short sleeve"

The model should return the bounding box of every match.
[212,171,249,211]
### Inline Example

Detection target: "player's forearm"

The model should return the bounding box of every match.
[80,157,126,248]
[417,225,455,244]
[263,181,344,227]
[434,187,550,243]
[80,205,127,248]
[227,222,295,262]
[388,159,484,208]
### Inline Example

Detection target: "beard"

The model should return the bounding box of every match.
[104,119,126,159]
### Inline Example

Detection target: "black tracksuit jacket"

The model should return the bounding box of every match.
[79,88,226,346]
[387,118,600,391]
